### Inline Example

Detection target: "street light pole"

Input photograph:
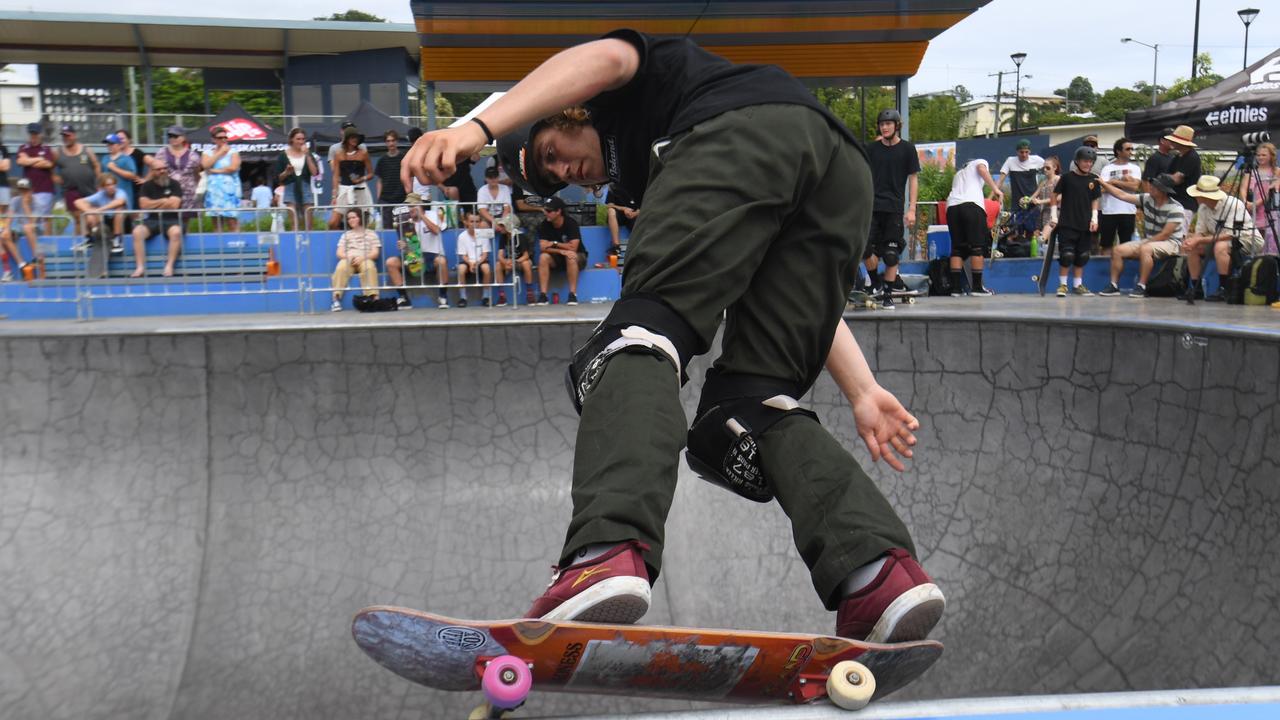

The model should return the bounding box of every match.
[1239,8,1260,70]
[1011,52,1027,133]
[1122,38,1160,106]
[1192,0,1201,79]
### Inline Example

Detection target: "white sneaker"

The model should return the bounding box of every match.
[110,236,124,254]
[330,298,342,312]
[0,270,11,282]
[437,296,449,309]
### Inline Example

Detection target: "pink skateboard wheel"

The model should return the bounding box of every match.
[482,655,532,709]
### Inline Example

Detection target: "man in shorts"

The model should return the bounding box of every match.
[946,156,1003,295]
[862,109,918,308]
[1094,138,1141,256]
[17,123,57,235]
[535,196,585,306]
[132,160,185,277]
[54,124,100,236]
[401,29,939,642]
[1096,173,1185,298]
[1050,146,1101,297]
[1184,176,1264,302]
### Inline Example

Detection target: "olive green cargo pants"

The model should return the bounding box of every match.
[561,104,915,609]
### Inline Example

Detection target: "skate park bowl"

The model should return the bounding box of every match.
[1,301,1277,719]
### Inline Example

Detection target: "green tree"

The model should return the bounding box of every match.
[1161,53,1222,101]
[313,9,386,21]
[1093,87,1150,121]
[132,68,283,121]
[443,92,491,118]
[1054,76,1097,111]
[812,86,896,141]
[1131,80,1167,100]
[908,94,962,141]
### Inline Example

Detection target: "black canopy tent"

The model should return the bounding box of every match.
[313,100,413,154]
[1126,48,1280,151]
[187,101,289,159]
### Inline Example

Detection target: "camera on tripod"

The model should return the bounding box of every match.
[1242,131,1271,148]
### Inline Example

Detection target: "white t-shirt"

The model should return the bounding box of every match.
[1194,195,1259,242]
[250,185,273,209]
[947,159,989,207]
[456,229,488,261]
[477,183,512,217]
[1097,162,1141,215]
[414,205,449,255]
[998,154,1044,175]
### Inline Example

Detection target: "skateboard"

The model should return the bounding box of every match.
[1031,227,1058,296]
[352,607,942,718]
[394,204,423,277]
[847,289,920,309]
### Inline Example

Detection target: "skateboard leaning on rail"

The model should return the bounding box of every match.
[352,606,942,718]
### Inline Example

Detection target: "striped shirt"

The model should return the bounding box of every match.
[337,229,381,258]
[1137,193,1186,247]
[374,152,406,203]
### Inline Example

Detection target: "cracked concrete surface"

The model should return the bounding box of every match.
[0,317,1276,719]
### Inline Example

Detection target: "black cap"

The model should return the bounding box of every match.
[496,121,565,198]
[544,196,567,211]
[483,165,500,178]
[60,124,76,134]
[25,122,43,134]
[1149,173,1177,195]
[341,121,357,129]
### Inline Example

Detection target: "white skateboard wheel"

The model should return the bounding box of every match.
[827,660,875,710]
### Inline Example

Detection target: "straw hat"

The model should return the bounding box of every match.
[1164,125,1197,147]
[1186,175,1227,201]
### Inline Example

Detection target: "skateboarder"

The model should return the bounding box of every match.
[1051,147,1102,297]
[862,108,919,308]
[402,29,944,644]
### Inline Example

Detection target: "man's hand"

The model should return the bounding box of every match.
[851,384,919,472]
[905,208,916,227]
[1089,221,1098,233]
[621,207,638,220]
[402,123,489,189]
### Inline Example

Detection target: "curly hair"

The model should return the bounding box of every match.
[541,107,592,132]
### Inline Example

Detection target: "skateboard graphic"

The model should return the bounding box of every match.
[394,204,423,277]
[847,289,920,309]
[352,606,942,717]
[1031,227,1058,296]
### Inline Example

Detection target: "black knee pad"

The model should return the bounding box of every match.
[1059,249,1076,268]
[949,246,971,261]
[564,294,703,414]
[882,249,900,268]
[685,372,817,503]
[1073,250,1090,268]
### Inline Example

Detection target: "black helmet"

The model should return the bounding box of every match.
[877,109,903,126]
[1074,145,1097,163]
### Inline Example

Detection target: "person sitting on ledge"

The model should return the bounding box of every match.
[132,160,185,278]
[330,209,381,312]
[74,173,129,256]
[1183,176,1263,302]
[536,196,585,306]
[1096,173,1185,298]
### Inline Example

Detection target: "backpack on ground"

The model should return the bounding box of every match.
[353,294,399,312]
[1241,255,1279,305]
[1145,256,1187,297]
[927,259,951,296]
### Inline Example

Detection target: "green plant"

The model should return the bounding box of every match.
[916,163,955,202]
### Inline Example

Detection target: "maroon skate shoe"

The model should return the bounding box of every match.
[525,540,652,623]
[835,548,945,643]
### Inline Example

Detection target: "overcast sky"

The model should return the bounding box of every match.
[5,0,1279,96]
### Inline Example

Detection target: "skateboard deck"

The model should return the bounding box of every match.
[847,289,920,310]
[352,606,942,713]
[1032,228,1058,296]
[394,204,423,277]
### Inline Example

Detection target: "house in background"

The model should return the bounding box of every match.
[960,92,1067,137]
[0,64,42,145]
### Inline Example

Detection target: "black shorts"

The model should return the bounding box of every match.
[1056,227,1092,266]
[544,251,587,271]
[611,206,636,231]
[863,211,905,259]
[141,217,181,239]
[946,203,989,259]
[1098,213,1135,249]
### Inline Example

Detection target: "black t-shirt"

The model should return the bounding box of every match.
[140,177,183,225]
[1053,171,1101,231]
[1142,150,1173,181]
[538,215,585,258]
[375,152,406,203]
[866,139,919,213]
[583,29,862,204]
[443,158,477,205]
[0,144,8,179]
[1169,149,1202,210]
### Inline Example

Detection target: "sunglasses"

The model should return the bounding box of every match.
[215,135,228,140]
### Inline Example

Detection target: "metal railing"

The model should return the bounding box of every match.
[12,114,463,146]
[300,201,524,313]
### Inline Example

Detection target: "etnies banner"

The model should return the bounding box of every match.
[1126,49,1280,151]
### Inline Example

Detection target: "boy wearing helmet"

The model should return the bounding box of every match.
[1050,146,1102,296]
[403,29,943,643]
[862,108,919,308]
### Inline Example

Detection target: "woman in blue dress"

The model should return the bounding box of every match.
[201,125,242,232]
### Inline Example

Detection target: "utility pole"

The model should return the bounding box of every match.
[1192,0,1202,79]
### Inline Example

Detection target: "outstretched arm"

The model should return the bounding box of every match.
[826,321,919,471]
[402,38,641,188]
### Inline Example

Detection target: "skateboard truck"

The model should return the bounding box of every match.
[471,655,533,719]
[789,660,876,710]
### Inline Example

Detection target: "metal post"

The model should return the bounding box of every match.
[132,24,155,145]
[1013,74,1022,133]
[993,72,1003,137]
[1191,0,1201,79]
[426,81,437,131]
[896,77,910,140]
[1152,45,1159,105]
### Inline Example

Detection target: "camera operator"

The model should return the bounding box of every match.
[1184,176,1262,302]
